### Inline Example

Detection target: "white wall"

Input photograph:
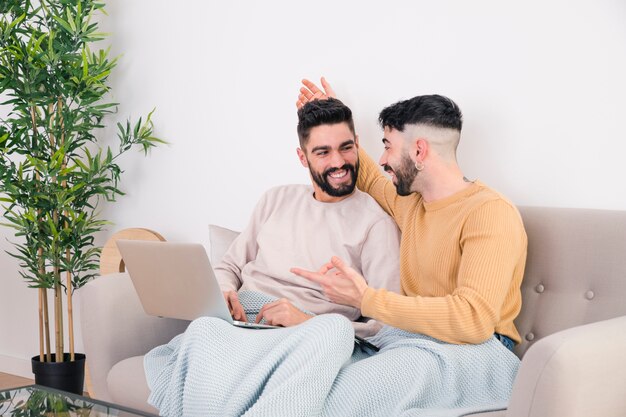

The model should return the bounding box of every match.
[2,0,625,377]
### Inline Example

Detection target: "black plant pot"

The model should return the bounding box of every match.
[31,353,86,395]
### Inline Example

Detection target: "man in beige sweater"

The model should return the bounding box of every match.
[215,98,400,338]
[293,79,527,349]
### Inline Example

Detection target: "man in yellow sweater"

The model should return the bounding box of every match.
[292,78,527,348]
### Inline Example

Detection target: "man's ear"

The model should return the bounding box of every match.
[297,148,309,168]
[415,139,428,163]
[355,134,360,148]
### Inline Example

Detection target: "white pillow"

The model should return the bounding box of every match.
[208,224,240,263]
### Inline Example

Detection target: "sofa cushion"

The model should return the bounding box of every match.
[507,315,626,417]
[515,207,626,357]
[82,272,190,402]
[108,355,158,415]
[209,224,240,263]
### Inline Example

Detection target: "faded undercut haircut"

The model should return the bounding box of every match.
[297,98,355,149]
[378,94,463,133]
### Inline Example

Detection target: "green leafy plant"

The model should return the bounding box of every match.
[0,0,164,363]
[1,386,95,416]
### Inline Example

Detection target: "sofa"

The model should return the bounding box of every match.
[80,206,626,416]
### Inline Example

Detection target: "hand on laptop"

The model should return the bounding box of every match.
[223,291,248,322]
[255,298,313,327]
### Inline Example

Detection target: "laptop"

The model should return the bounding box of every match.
[116,239,277,329]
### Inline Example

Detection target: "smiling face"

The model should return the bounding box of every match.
[297,122,359,202]
[379,126,419,196]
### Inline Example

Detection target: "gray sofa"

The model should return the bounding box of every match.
[80,207,626,416]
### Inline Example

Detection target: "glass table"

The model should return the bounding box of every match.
[0,384,158,416]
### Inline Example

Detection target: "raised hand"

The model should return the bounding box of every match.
[296,76,337,109]
[291,256,368,309]
[223,290,248,322]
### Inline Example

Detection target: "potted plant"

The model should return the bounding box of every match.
[0,0,164,394]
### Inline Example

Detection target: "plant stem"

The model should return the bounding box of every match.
[33,107,44,362]
[53,99,63,362]
[38,289,44,362]
[67,250,74,362]
[32,104,52,363]
[54,210,63,362]
[38,238,51,362]
[58,97,75,362]
[29,106,37,150]
[42,286,51,363]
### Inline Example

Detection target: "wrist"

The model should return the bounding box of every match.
[297,312,313,325]
[355,284,368,309]
[358,285,375,311]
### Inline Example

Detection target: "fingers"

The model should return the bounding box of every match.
[299,88,326,103]
[256,299,311,327]
[290,267,328,285]
[255,303,270,324]
[224,291,235,315]
[299,86,314,101]
[297,77,335,109]
[330,256,350,274]
[235,304,248,322]
[330,256,363,288]
[255,299,286,324]
[317,262,334,275]
[226,291,247,322]
[320,77,336,98]
[301,78,322,95]
[302,77,335,98]
[296,93,308,108]
[298,79,330,106]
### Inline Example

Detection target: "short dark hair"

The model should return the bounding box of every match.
[297,98,355,148]
[378,95,463,133]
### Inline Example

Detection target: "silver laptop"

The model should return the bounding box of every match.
[116,239,277,329]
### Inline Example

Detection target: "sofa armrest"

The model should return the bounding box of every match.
[506,315,626,417]
[80,273,189,401]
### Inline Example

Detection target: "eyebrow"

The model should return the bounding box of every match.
[311,139,355,153]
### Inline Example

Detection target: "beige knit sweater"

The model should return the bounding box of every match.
[215,184,401,337]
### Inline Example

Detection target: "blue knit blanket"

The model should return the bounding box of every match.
[144,292,520,417]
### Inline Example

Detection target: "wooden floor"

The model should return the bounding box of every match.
[0,372,34,391]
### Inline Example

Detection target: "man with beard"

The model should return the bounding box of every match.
[216,97,400,337]
[293,79,527,349]
[143,94,520,417]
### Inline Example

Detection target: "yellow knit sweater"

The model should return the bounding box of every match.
[357,148,527,344]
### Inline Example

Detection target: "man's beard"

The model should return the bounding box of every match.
[309,160,359,198]
[384,153,418,196]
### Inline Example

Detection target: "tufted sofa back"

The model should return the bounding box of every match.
[514,206,626,358]
[210,207,626,360]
